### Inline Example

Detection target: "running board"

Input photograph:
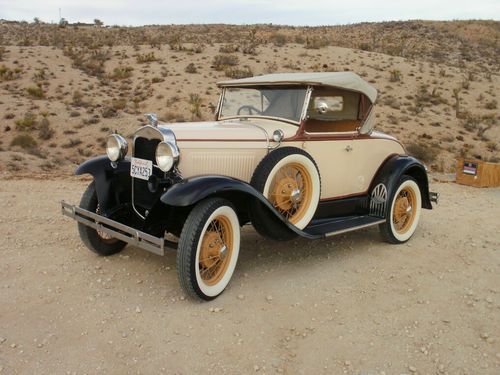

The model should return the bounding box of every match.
[304,215,385,238]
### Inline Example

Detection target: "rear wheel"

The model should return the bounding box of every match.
[250,147,320,239]
[78,182,126,256]
[379,176,422,244]
[177,198,240,300]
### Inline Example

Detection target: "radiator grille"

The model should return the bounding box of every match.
[133,137,162,212]
[134,137,160,162]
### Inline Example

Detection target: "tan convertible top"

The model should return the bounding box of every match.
[218,72,377,103]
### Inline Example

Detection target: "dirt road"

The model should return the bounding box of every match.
[0,176,499,374]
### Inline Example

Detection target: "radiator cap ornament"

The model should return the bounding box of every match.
[145,113,158,127]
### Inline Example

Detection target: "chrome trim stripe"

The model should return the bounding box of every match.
[324,219,385,237]
[61,201,169,256]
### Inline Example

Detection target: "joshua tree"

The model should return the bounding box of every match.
[188,94,202,120]
[453,88,461,118]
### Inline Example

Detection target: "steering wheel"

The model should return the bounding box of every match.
[237,105,262,115]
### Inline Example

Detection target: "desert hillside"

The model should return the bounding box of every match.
[0,20,498,174]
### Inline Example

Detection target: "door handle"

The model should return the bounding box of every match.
[345,145,353,152]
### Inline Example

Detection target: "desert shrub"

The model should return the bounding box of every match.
[64,47,109,78]
[40,160,56,171]
[219,44,239,53]
[110,66,133,80]
[188,94,202,119]
[168,34,183,51]
[26,85,45,99]
[212,54,239,71]
[413,84,446,111]
[270,32,287,47]
[241,28,260,55]
[167,95,180,106]
[0,65,22,81]
[487,141,497,152]
[38,116,54,140]
[185,63,197,74]
[190,43,205,53]
[224,66,253,79]
[72,90,85,106]
[295,35,305,44]
[62,138,82,148]
[406,142,438,163]
[4,113,15,119]
[389,69,401,82]
[111,98,127,110]
[10,134,37,149]
[33,68,47,81]
[461,77,470,90]
[136,52,157,63]
[242,42,258,56]
[358,42,371,51]
[485,100,497,109]
[15,112,37,130]
[101,107,117,118]
[305,36,328,49]
[462,112,481,132]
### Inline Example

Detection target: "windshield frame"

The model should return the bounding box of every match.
[217,86,312,126]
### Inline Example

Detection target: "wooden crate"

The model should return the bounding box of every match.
[455,158,500,187]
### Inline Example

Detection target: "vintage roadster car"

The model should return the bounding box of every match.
[61,72,438,300]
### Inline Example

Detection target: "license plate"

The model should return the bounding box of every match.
[130,157,153,180]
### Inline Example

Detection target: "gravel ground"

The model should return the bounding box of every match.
[0,176,499,374]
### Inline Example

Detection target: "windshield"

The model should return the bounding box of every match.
[219,87,308,124]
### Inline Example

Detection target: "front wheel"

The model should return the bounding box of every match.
[379,176,422,244]
[77,181,127,256]
[176,198,241,300]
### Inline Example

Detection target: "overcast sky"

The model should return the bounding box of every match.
[0,0,498,26]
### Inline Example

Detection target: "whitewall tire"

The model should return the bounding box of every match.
[379,176,422,244]
[177,198,240,300]
[251,147,321,231]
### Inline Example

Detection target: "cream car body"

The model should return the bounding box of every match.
[62,72,437,301]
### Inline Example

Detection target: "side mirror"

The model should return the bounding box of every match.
[315,100,329,114]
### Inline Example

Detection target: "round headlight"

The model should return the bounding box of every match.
[155,141,179,172]
[106,134,128,162]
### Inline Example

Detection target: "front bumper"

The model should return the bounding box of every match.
[61,201,174,256]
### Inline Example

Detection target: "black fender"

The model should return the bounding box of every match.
[160,175,318,239]
[75,156,131,213]
[370,155,432,210]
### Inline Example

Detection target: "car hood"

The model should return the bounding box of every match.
[159,120,269,142]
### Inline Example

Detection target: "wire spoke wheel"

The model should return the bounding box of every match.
[198,215,234,286]
[392,188,417,234]
[177,198,240,300]
[95,203,118,243]
[379,176,422,244]
[269,162,313,225]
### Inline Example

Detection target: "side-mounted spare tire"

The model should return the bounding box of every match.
[249,147,321,240]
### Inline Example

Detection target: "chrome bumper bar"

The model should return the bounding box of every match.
[61,201,170,256]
